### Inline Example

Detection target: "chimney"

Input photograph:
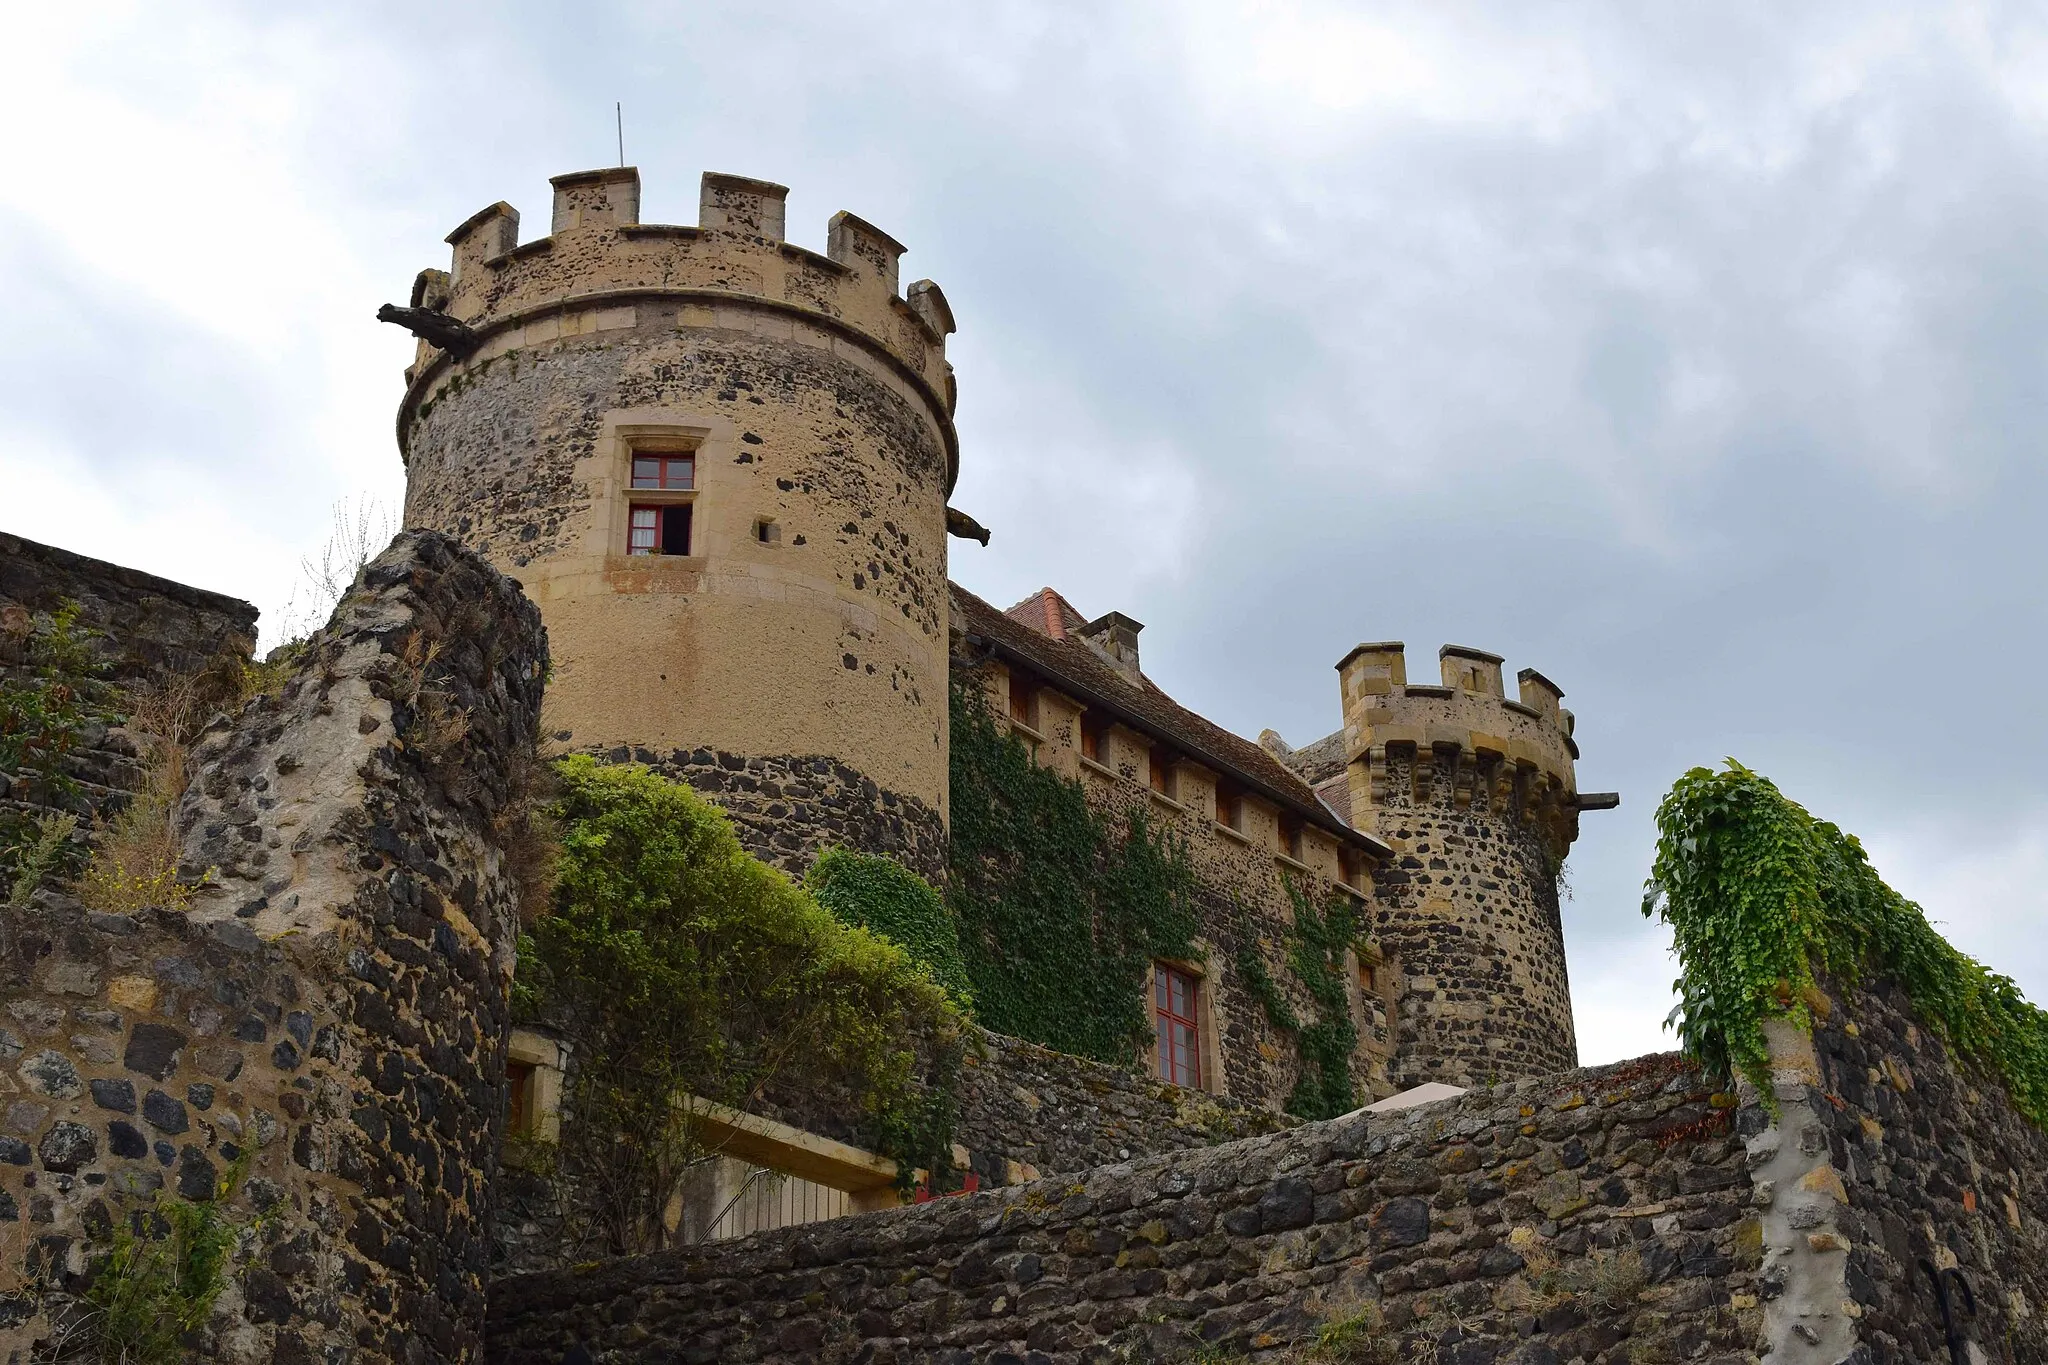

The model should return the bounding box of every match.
[1079,611,1144,682]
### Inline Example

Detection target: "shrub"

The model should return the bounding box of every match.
[516,757,966,1253]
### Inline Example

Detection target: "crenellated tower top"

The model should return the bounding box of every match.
[396,168,958,484]
[1336,641,1597,857]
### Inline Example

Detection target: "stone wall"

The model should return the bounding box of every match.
[485,1053,1766,1364]
[598,743,946,886]
[492,1026,1292,1277]
[0,531,546,1365]
[952,1032,1295,1189]
[1364,744,1577,1091]
[0,531,257,830]
[1803,974,2048,1362]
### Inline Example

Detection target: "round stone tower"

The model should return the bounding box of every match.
[392,168,959,880]
[1337,643,1596,1088]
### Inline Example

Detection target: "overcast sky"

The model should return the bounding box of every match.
[6,2,2046,1063]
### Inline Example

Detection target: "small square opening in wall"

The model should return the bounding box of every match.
[754,517,781,546]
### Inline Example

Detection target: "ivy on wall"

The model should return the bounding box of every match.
[807,846,974,1007]
[947,682,1198,1065]
[1645,760,2048,1127]
[1237,881,1364,1121]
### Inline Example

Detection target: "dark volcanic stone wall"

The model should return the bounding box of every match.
[0,531,546,1365]
[492,1026,1292,1276]
[487,1055,1766,1365]
[1809,975,2048,1363]
[952,1032,1295,1188]
[0,530,257,829]
[601,744,946,886]
[1367,746,1577,1090]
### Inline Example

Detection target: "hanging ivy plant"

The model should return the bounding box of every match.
[1237,881,1365,1120]
[1645,759,2048,1127]
[947,682,1198,1064]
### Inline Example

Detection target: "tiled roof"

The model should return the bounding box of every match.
[951,582,1388,857]
[1002,588,1089,641]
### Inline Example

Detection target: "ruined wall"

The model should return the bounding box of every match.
[397,168,957,884]
[1338,645,1583,1089]
[1802,975,2048,1362]
[0,531,546,1365]
[486,1054,1766,1364]
[0,531,257,829]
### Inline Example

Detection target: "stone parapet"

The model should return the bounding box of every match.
[405,169,956,482]
[1337,642,1580,855]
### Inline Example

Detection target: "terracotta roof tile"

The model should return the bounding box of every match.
[1002,587,1088,641]
[953,582,1386,856]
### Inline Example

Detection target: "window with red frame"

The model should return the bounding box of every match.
[630,453,695,490]
[628,503,693,556]
[1154,964,1201,1089]
[1080,713,1106,762]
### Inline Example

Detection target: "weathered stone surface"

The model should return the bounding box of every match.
[486,1054,1765,1364]
[0,530,547,1365]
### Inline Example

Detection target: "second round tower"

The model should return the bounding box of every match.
[394,168,959,880]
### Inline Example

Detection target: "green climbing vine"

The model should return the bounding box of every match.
[947,682,1198,1064]
[1238,880,1365,1121]
[807,846,974,1007]
[1645,760,2048,1127]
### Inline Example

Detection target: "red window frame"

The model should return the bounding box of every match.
[628,503,692,556]
[631,453,695,490]
[1154,964,1201,1089]
[1080,715,1104,762]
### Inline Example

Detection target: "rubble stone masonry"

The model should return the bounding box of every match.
[0,531,546,1365]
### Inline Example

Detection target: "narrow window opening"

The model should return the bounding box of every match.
[1149,747,1177,798]
[1339,845,1362,889]
[1216,782,1243,831]
[753,517,780,545]
[1154,964,1202,1089]
[1358,959,1377,995]
[1008,673,1038,728]
[1281,815,1304,861]
[1081,713,1106,763]
[507,1061,537,1137]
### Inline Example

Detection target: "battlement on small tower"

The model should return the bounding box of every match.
[409,168,956,409]
[1336,641,1583,833]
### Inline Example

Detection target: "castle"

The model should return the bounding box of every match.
[5,166,2037,1365]
[388,166,1616,1116]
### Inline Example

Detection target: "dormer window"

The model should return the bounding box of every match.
[1081,713,1107,762]
[1339,845,1363,889]
[1215,782,1243,831]
[1008,673,1039,729]
[1149,746,1178,798]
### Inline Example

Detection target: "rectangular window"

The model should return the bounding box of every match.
[629,503,692,556]
[1358,959,1377,995]
[1281,815,1304,861]
[1154,964,1201,1089]
[1215,782,1242,831]
[507,1061,537,1136]
[1339,846,1362,889]
[1008,674,1037,728]
[1149,747,1177,798]
[631,453,695,490]
[1081,713,1106,762]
